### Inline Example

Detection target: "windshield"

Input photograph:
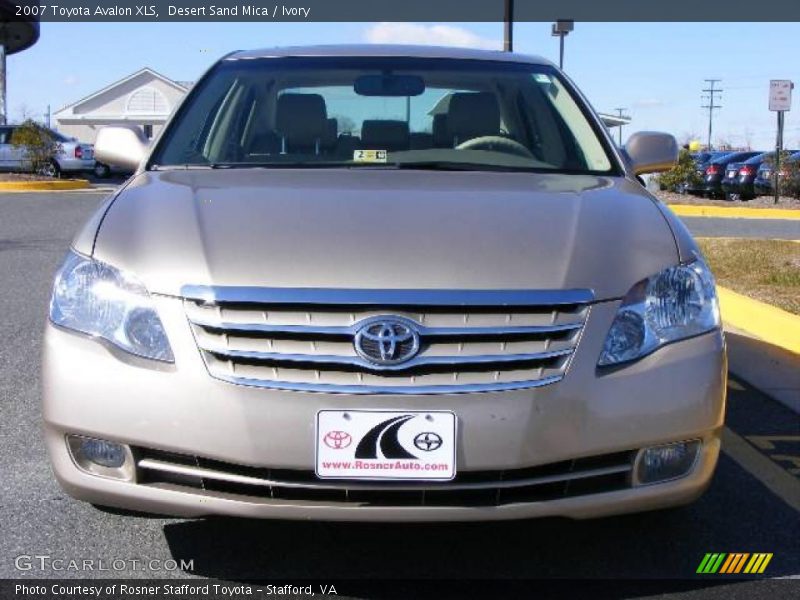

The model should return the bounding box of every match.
[151,57,616,174]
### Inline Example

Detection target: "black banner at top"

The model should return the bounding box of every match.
[7,0,800,22]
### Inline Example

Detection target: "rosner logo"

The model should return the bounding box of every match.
[322,431,352,450]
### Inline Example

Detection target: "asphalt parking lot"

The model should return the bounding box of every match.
[1,190,798,593]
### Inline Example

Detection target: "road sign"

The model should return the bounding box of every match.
[769,80,793,112]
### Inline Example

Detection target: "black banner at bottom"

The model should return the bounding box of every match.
[0,579,792,600]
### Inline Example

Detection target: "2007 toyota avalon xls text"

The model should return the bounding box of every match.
[43,45,726,521]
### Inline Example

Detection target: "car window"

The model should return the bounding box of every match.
[152,57,616,175]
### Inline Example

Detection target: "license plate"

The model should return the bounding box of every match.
[316,410,457,480]
[727,170,736,177]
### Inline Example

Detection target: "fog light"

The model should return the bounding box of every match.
[635,440,700,485]
[66,435,134,480]
[81,438,126,468]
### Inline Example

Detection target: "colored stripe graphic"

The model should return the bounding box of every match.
[697,553,727,573]
[721,553,749,573]
[744,553,774,574]
[699,553,774,574]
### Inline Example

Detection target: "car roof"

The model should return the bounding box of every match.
[710,151,758,163]
[226,44,552,66]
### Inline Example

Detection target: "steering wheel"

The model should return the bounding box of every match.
[455,135,535,159]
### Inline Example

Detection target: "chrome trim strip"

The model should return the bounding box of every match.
[137,458,630,491]
[207,373,564,394]
[201,347,572,371]
[182,286,595,307]
[190,319,584,338]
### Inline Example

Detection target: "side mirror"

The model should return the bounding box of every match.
[94,126,149,172]
[623,131,678,175]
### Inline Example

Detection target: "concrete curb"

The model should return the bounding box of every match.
[718,287,800,413]
[668,204,800,220]
[0,179,90,191]
[718,287,800,355]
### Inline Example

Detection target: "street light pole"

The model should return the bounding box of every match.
[551,21,574,70]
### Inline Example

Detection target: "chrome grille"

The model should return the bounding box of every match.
[182,286,592,394]
[136,446,634,507]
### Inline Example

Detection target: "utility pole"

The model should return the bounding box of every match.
[701,79,722,150]
[614,107,629,146]
[503,0,514,52]
[46,104,51,129]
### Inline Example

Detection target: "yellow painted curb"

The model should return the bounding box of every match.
[0,179,90,191]
[668,204,800,220]
[718,286,800,355]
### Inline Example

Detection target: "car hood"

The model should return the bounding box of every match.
[91,169,679,301]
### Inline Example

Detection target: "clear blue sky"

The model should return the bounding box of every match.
[9,21,800,149]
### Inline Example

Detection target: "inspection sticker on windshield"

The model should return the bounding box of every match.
[353,149,387,163]
[316,410,456,480]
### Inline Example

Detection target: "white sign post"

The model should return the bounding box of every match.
[769,80,793,111]
[769,80,793,203]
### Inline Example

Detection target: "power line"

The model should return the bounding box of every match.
[701,79,722,150]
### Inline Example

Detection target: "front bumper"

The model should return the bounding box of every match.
[42,297,727,521]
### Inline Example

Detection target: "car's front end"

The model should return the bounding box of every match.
[43,46,726,521]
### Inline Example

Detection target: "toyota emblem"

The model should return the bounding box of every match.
[354,317,420,366]
[323,430,352,450]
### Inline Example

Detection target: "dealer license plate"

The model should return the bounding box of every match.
[316,410,456,481]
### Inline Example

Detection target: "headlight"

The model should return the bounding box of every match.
[49,251,174,362]
[598,259,719,366]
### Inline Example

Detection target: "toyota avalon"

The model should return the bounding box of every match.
[43,45,726,521]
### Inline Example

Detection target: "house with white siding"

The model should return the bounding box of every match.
[54,68,191,144]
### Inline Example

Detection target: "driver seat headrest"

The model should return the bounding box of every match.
[447,92,501,144]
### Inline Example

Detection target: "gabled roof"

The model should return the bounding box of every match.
[54,67,190,116]
[598,113,631,128]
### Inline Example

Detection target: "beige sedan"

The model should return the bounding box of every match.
[43,45,725,521]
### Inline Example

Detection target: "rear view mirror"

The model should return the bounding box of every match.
[355,74,425,97]
[94,126,149,172]
[623,131,678,175]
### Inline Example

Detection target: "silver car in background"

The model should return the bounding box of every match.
[43,45,726,521]
[0,125,94,177]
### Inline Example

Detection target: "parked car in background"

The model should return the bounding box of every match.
[0,125,94,177]
[721,152,766,200]
[754,151,800,196]
[685,151,730,195]
[694,151,761,199]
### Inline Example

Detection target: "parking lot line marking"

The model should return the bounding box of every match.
[722,427,800,513]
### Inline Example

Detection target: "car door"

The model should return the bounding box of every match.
[0,126,27,171]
